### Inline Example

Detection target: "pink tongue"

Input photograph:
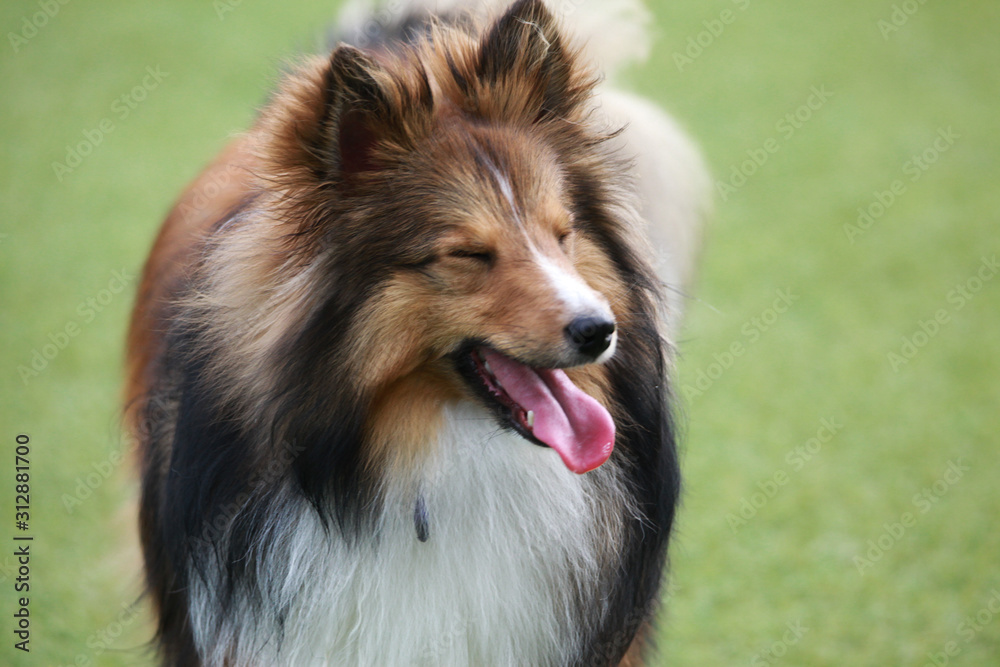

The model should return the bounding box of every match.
[480,348,615,474]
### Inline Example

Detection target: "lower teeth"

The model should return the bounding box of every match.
[526,410,535,428]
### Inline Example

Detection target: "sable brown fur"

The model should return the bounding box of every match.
[127,1,691,665]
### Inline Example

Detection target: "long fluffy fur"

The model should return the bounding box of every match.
[126,1,706,665]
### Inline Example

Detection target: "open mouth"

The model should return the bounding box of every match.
[458,346,616,474]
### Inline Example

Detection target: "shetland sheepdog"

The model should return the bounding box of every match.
[125,0,707,664]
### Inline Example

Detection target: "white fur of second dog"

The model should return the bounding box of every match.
[600,87,710,334]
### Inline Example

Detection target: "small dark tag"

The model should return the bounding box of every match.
[414,494,429,543]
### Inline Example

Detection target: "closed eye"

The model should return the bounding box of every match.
[447,248,494,264]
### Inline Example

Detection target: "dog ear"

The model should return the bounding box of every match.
[328,46,388,176]
[476,0,576,121]
[325,45,432,179]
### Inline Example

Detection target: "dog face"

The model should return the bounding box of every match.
[346,120,622,470]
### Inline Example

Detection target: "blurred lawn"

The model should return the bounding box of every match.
[1,1,998,665]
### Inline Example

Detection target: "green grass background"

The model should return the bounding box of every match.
[1,0,997,664]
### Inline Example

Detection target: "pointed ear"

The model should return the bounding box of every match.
[477,0,577,120]
[327,46,386,176]
[324,45,432,179]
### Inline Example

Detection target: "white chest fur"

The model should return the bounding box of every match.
[263,402,629,666]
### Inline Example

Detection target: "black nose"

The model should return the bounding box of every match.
[565,316,616,359]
